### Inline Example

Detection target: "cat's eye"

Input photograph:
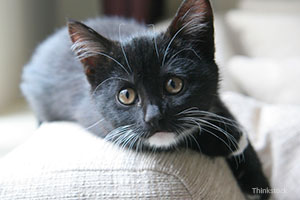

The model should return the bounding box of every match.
[165,77,183,94]
[118,88,136,105]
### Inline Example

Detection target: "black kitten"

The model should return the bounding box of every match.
[21,0,270,199]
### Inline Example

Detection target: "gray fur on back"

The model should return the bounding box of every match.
[21,17,147,131]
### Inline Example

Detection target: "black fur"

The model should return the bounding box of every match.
[21,0,270,199]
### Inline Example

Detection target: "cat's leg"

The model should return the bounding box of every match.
[226,143,270,200]
[214,99,270,200]
[188,98,270,199]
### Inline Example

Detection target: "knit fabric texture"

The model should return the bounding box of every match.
[0,121,243,200]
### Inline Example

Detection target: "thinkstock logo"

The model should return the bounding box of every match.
[252,187,286,194]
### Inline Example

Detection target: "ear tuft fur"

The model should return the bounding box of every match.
[168,0,214,38]
[67,20,112,64]
[166,0,215,60]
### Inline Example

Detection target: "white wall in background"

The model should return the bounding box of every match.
[0,0,100,111]
[0,0,28,110]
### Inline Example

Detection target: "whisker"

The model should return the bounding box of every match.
[202,117,241,131]
[189,133,202,153]
[105,129,126,142]
[124,131,137,150]
[180,116,244,164]
[162,20,194,67]
[165,58,196,72]
[104,124,134,141]
[119,23,133,73]
[201,122,239,151]
[181,117,239,149]
[91,77,129,97]
[167,48,201,66]
[120,132,134,150]
[171,121,196,152]
[176,120,202,152]
[77,50,130,75]
[176,107,200,116]
[177,109,243,135]
[115,131,131,147]
[180,109,240,125]
[137,138,143,152]
[200,111,240,124]
[162,13,207,67]
[147,24,160,59]
[178,111,244,166]
[129,134,139,150]
[85,118,104,130]
[201,126,239,167]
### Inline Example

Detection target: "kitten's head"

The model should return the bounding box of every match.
[68,0,219,150]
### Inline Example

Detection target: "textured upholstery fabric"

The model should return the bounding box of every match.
[0,122,244,200]
[2,92,300,199]
[222,92,300,200]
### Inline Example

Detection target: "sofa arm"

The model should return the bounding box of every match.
[0,122,244,200]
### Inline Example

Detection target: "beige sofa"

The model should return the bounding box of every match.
[1,1,300,199]
[1,92,300,199]
[0,120,244,200]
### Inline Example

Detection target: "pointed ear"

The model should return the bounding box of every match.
[67,20,114,75]
[167,0,215,57]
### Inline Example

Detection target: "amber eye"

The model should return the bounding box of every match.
[118,88,136,105]
[165,77,183,94]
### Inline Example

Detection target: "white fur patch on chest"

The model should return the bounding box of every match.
[231,132,249,156]
[146,132,177,148]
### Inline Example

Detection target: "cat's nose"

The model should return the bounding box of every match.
[144,104,162,127]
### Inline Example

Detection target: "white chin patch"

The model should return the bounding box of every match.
[147,132,177,148]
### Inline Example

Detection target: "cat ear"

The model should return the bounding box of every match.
[67,20,114,75]
[167,0,215,57]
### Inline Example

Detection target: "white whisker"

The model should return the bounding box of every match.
[129,134,139,150]
[162,20,193,67]
[104,124,134,141]
[147,24,160,59]
[121,131,135,150]
[167,48,201,65]
[189,133,202,153]
[119,24,133,73]
[85,118,104,130]
[71,38,130,75]
[181,117,239,150]
[91,77,129,97]
[176,106,245,164]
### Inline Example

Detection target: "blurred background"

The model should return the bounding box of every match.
[1,0,300,157]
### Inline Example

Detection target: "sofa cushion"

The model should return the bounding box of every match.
[0,122,244,200]
[225,11,300,58]
[222,92,300,199]
[2,92,300,199]
[227,56,300,104]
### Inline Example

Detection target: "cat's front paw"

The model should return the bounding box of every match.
[226,142,271,200]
